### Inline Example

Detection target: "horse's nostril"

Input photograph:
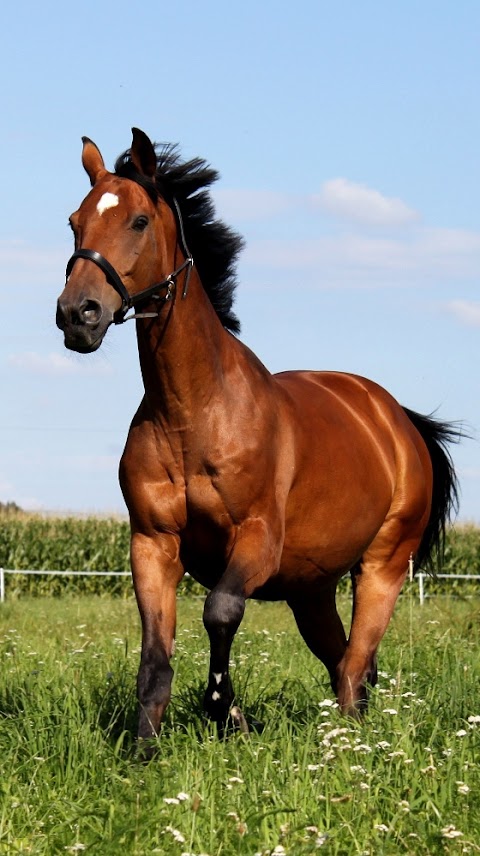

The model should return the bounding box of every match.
[56,299,68,330]
[80,299,103,326]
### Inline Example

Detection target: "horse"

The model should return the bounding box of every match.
[56,128,460,748]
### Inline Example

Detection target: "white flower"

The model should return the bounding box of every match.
[322,727,349,743]
[177,792,190,801]
[374,823,389,832]
[318,699,335,707]
[228,776,243,784]
[272,847,286,855]
[441,825,463,839]
[163,797,180,805]
[383,708,398,715]
[307,764,320,771]
[456,782,470,795]
[468,715,480,724]
[456,729,468,737]
[165,826,185,844]
[376,741,390,749]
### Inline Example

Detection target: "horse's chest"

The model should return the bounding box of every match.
[181,475,235,573]
[185,474,233,526]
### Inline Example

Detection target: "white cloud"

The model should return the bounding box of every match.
[315,178,419,227]
[8,351,114,376]
[446,300,480,327]
[213,181,418,228]
[244,225,480,286]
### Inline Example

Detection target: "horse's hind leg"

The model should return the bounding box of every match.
[336,537,416,715]
[288,582,348,695]
[350,563,378,690]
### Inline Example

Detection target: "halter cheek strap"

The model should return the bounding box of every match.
[64,197,194,324]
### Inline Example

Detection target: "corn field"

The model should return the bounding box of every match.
[0,508,479,598]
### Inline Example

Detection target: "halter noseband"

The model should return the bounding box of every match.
[64,197,194,324]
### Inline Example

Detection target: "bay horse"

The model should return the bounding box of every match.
[56,128,459,747]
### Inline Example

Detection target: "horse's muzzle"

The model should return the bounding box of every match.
[56,296,113,353]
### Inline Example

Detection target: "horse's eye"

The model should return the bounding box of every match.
[132,216,149,232]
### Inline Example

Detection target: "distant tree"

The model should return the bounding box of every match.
[0,501,22,514]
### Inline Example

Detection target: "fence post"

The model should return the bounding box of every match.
[0,568,4,604]
[418,572,425,606]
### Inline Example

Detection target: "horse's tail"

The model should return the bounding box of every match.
[403,408,462,574]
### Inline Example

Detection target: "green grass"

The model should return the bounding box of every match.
[0,593,479,855]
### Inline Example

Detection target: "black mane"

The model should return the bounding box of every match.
[114,145,243,334]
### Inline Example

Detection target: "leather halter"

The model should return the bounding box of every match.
[65,197,194,324]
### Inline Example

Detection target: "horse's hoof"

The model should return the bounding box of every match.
[230,705,249,734]
[135,737,158,762]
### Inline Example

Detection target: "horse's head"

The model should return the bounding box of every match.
[57,128,180,353]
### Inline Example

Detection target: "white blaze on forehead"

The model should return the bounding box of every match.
[97,192,120,216]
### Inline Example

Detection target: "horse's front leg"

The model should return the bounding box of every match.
[203,585,246,731]
[130,529,184,744]
[203,517,280,733]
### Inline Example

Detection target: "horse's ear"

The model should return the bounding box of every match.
[82,137,107,186]
[130,128,157,178]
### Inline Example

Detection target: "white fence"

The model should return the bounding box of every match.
[416,573,480,605]
[1,567,480,605]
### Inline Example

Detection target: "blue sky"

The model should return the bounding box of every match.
[1,1,479,519]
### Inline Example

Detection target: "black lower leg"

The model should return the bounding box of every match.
[202,588,245,726]
[137,651,174,740]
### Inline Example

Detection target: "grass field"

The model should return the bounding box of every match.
[0,592,479,855]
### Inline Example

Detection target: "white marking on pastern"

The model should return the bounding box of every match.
[212,691,221,701]
[213,672,222,685]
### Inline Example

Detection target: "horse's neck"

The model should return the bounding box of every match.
[135,275,232,424]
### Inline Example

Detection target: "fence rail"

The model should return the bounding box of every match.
[416,572,480,605]
[1,567,480,605]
